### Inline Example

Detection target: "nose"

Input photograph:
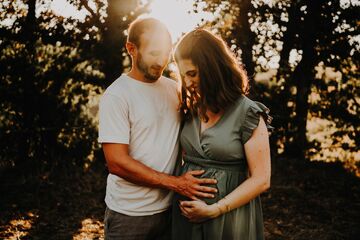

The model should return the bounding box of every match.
[184,77,192,88]
[156,54,169,67]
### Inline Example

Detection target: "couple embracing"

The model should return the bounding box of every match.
[98,17,272,240]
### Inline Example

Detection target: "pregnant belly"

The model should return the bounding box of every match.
[177,161,248,205]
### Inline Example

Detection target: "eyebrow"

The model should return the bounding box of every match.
[186,70,197,74]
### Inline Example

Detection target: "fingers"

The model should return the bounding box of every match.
[188,188,215,200]
[184,170,217,185]
[195,185,218,193]
[198,178,217,185]
[180,200,194,208]
[179,201,192,219]
[186,170,217,185]
[179,204,190,215]
[179,201,208,223]
[190,195,199,201]
[188,169,205,176]
[179,170,218,199]
[194,191,215,198]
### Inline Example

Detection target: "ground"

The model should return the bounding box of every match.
[0,157,359,240]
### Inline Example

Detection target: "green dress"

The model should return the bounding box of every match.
[172,95,273,240]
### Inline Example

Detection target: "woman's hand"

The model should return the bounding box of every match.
[179,200,220,223]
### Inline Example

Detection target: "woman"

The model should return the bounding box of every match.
[172,29,273,240]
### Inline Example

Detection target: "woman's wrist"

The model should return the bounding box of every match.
[212,197,232,217]
[219,197,231,213]
[209,198,230,218]
[209,202,222,218]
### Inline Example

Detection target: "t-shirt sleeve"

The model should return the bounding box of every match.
[98,93,130,144]
[240,100,273,144]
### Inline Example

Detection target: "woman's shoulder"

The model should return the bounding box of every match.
[232,95,257,113]
[229,95,273,143]
[233,95,270,114]
[232,95,273,128]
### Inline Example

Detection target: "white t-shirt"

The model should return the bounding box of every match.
[98,74,180,216]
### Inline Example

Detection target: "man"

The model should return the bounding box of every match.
[98,18,217,240]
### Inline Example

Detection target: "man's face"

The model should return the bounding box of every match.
[135,30,172,81]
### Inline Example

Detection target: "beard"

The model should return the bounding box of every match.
[136,53,163,81]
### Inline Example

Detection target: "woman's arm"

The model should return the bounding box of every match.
[180,117,271,222]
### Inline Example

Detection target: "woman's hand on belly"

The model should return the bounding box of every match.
[179,200,221,223]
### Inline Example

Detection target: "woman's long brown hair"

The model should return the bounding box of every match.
[174,29,249,122]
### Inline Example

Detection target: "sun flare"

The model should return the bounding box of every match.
[142,0,214,42]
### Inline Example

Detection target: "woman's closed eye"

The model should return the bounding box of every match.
[186,71,197,78]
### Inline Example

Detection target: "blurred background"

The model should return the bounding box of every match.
[0,0,359,239]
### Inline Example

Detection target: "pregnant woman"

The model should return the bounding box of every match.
[172,29,273,240]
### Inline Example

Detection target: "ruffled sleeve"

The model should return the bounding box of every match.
[241,100,274,144]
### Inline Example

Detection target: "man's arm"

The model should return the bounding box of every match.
[103,143,218,200]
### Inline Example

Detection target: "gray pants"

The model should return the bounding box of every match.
[104,207,171,240]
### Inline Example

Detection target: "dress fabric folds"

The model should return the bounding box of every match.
[172,96,273,240]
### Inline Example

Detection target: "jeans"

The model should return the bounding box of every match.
[104,207,172,240]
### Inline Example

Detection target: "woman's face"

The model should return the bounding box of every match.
[177,59,200,92]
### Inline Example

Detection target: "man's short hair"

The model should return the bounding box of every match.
[127,18,170,47]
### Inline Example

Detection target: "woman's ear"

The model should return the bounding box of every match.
[126,42,137,57]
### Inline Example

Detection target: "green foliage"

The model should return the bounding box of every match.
[195,0,359,168]
[0,0,358,176]
[0,0,149,176]
[0,39,100,174]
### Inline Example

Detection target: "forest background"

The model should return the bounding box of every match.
[0,0,359,239]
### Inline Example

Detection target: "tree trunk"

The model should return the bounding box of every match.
[277,0,301,79]
[292,60,313,159]
[290,0,322,159]
[276,0,302,153]
[102,0,151,87]
[232,0,256,96]
[19,0,37,169]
